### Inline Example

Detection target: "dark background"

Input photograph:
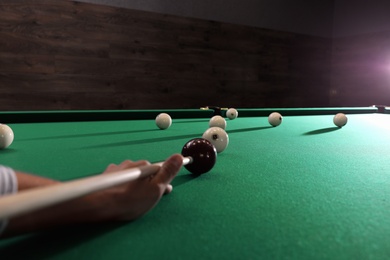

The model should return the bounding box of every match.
[1,0,389,110]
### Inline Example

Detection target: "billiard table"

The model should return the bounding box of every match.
[0,107,390,259]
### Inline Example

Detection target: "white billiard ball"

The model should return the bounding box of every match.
[202,127,229,153]
[226,108,238,120]
[209,115,226,129]
[0,124,14,149]
[268,112,283,127]
[155,113,172,130]
[333,113,348,128]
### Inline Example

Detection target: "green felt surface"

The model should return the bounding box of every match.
[1,111,390,259]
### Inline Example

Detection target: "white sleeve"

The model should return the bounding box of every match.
[0,166,18,236]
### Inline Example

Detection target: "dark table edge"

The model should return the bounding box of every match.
[0,107,381,123]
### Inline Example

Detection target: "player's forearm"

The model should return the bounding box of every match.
[15,171,60,190]
[2,172,107,238]
[3,191,108,238]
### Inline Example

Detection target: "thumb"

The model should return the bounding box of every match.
[155,154,183,184]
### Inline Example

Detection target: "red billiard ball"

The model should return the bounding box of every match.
[181,138,217,175]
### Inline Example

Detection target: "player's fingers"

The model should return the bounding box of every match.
[104,160,150,174]
[155,154,183,184]
[119,159,150,169]
[104,163,118,173]
[164,184,173,195]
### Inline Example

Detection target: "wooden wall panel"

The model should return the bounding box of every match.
[0,0,332,110]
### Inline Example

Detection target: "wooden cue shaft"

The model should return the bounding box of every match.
[0,156,193,220]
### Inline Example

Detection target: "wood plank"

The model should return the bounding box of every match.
[0,0,333,110]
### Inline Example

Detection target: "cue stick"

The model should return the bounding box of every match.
[0,156,193,220]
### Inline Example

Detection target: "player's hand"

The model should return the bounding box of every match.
[96,154,183,221]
